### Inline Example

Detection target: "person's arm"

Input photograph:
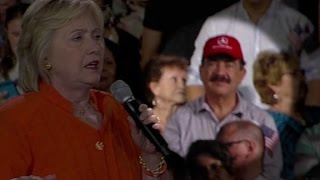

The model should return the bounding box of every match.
[162,109,184,156]
[128,104,173,179]
[141,152,173,180]
[294,128,319,178]
[140,27,162,68]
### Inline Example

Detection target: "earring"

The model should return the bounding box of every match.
[152,99,157,106]
[45,63,52,70]
[272,93,280,104]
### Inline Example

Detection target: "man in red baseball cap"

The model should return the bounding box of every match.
[163,34,282,180]
[202,35,244,63]
[200,35,246,99]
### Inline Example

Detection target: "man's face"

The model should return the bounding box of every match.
[217,129,251,170]
[200,58,246,97]
[223,139,250,169]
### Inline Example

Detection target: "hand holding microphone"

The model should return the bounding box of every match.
[110,80,170,156]
[110,80,188,179]
[128,103,163,153]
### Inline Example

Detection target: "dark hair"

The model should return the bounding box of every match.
[0,3,29,79]
[144,55,188,106]
[186,140,234,179]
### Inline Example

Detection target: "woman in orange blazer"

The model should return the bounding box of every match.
[0,0,169,179]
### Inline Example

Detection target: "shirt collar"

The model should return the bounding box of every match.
[196,93,247,118]
[38,81,96,114]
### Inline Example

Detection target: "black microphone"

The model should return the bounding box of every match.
[110,80,171,157]
[110,80,188,179]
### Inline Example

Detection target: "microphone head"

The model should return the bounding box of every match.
[110,80,134,103]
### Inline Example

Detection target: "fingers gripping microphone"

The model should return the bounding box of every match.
[110,80,189,179]
[110,80,171,157]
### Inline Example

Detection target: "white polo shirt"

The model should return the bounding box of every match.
[188,0,314,108]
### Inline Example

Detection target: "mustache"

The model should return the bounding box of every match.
[209,74,231,83]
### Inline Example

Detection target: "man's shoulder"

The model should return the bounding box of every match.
[242,98,268,112]
[169,98,204,121]
[277,2,312,22]
[278,2,304,16]
[240,98,274,121]
[177,97,203,112]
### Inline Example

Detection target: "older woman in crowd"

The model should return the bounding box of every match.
[0,0,169,179]
[253,50,320,180]
[144,55,187,130]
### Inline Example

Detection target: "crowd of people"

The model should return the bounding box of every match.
[0,0,320,180]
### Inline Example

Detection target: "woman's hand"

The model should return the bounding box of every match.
[128,104,172,179]
[128,104,162,153]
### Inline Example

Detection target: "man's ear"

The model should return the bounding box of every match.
[199,63,205,83]
[246,141,256,159]
[236,65,246,84]
[240,66,246,78]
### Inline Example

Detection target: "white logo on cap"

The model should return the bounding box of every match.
[217,37,229,46]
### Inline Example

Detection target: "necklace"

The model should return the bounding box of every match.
[78,104,91,116]
[73,103,92,116]
[74,103,103,129]
[73,102,104,150]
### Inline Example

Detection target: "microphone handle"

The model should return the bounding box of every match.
[123,97,171,157]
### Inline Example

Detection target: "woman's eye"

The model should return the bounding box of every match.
[171,77,177,83]
[95,34,102,39]
[72,35,82,41]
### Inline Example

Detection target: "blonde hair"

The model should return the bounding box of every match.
[18,0,104,92]
[253,51,300,105]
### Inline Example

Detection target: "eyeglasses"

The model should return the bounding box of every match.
[223,139,249,147]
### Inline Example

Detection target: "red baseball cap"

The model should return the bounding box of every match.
[203,35,244,63]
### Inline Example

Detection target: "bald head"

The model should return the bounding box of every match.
[217,120,264,157]
[216,121,265,180]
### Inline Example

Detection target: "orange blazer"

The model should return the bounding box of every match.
[0,82,142,180]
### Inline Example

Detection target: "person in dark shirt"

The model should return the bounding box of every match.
[140,0,239,67]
